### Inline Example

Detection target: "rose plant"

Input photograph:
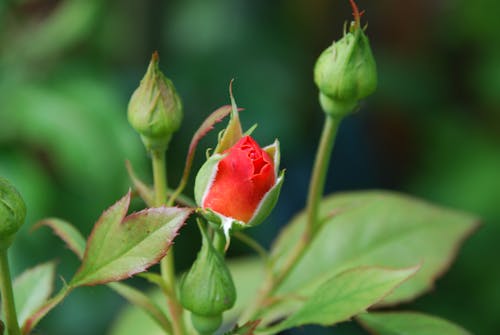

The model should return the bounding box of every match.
[0,1,477,335]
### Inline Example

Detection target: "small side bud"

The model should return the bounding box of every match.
[180,223,236,334]
[128,52,183,151]
[0,178,27,250]
[314,1,377,117]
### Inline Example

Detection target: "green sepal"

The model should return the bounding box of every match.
[194,153,226,206]
[318,93,358,119]
[263,139,281,176]
[247,170,285,227]
[214,82,243,154]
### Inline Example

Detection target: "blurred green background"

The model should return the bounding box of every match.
[1,0,499,334]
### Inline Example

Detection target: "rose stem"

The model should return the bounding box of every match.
[151,148,186,335]
[0,250,21,335]
[276,114,340,284]
[305,114,341,235]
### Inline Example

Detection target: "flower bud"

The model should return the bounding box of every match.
[180,226,236,334]
[128,52,183,151]
[314,9,377,117]
[0,178,27,250]
[195,135,284,241]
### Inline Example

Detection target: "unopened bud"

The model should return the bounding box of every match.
[0,178,26,250]
[314,2,377,117]
[128,52,183,151]
[180,224,236,334]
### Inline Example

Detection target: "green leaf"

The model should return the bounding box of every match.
[357,311,471,335]
[70,191,191,287]
[33,218,86,259]
[8,262,56,328]
[34,216,173,331]
[271,191,478,305]
[261,266,418,333]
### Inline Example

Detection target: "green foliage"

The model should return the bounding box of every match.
[1,0,493,333]
[263,266,418,334]
[358,311,471,335]
[70,192,190,286]
[38,215,174,333]
[271,191,477,305]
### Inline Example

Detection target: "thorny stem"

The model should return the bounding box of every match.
[151,149,186,335]
[0,250,21,335]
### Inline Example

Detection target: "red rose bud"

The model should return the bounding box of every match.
[205,136,275,222]
[195,136,284,239]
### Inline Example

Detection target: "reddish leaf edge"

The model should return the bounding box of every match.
[362,191,481,307]
[71,191,192,287]
[356,310,472,335]
[270,190,480,307]
[21,284,72,335]
[32,219,85,260]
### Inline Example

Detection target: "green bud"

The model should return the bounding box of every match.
[180,224,236,334]
[314,18,377,117]
[0,178,27,250]
[128,52,183,151]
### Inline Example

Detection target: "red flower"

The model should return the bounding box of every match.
[202,136,276,222]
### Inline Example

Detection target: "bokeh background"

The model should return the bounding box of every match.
[1,0,499,334]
